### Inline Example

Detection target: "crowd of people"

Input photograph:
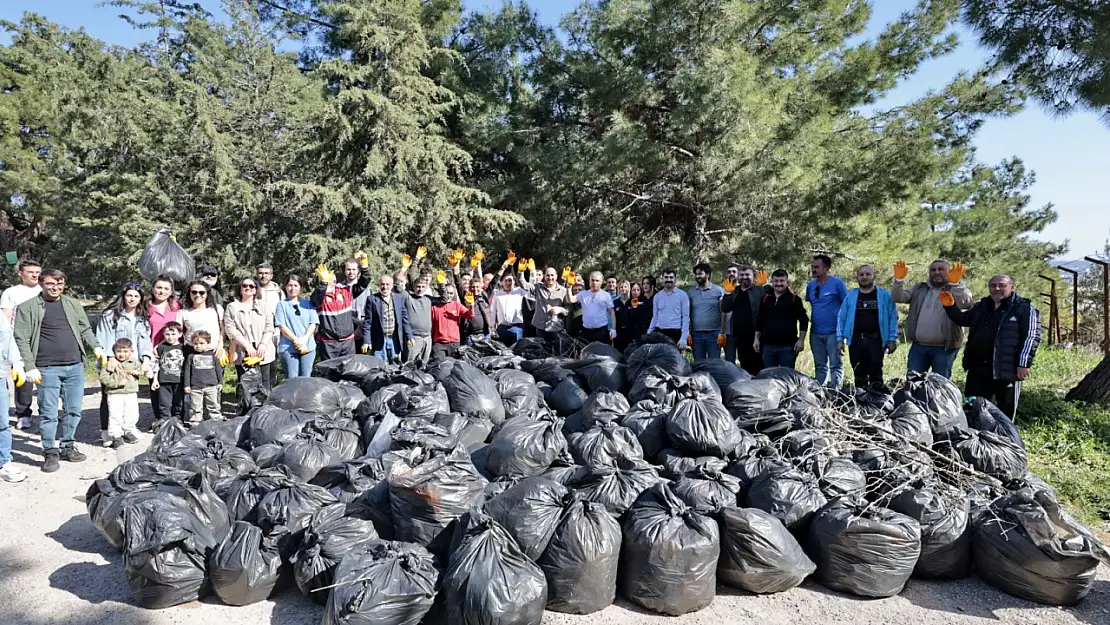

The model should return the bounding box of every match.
[0,249,1041,483]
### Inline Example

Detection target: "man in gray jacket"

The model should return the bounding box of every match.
[395,269,434,366]
[891,259,973,378]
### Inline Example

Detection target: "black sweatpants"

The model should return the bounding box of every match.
[580,327,611,345]
[965,367,1021,418]
[317,338,355,361]
[736,331,763,376]
[156,382,186,421]
[849,333,885,389]
[14,380,33,420]
[431,342,460,361]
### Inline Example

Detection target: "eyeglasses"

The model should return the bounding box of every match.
[189,290,206,296]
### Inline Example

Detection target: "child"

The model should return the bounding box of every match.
[150,321,186,429]
[99,338,144,448]
[184,330,223,423]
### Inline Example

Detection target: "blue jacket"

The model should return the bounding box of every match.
[0,321,21,367]
[96,310,154,364]
[836,287,899,345]
[363,292,411,351]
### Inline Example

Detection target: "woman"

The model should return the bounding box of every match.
[630,281,653,341]
[179,280,225,351]
[147,275,181,347]
[275,275,318,378]
[96,283,154,446]
[224,276,276,390]
[613,280,636,352]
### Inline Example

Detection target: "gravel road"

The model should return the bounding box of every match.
[1,385,1107,625]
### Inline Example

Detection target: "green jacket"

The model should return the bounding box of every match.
[100,360,142,394]
[14,294,100,371]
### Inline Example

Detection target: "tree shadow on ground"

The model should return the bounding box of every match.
[900,575,1110,624]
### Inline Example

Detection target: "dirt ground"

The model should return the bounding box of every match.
[1,384,1108,625]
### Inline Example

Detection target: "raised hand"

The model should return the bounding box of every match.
[506,250,517,264]
[946,262,966,284]
[401,254,412,270]
[755,270,768,286]
[893,260,908,280]
[527,258,536,272]
[464,291,475,306]
[415,246,427,260]
[722,278,735,294]
[561,266,572,281]
[436,270,447,285]
[355,250,369,268]
[938,291,955,307]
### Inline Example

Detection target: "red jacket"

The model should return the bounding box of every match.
[432,300,474,344]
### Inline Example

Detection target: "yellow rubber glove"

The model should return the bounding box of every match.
[474,249,485,262]
[316,263,335,283]
[893,260,908,280]
[517,259,527,272]
[754,270,769,286]
[464,291,475,306]
[415,246,427,260]
[527,258,536,272]
[11,369,24,388]
[361,344,371,355]
[355,250,369,268]
[401,254,412,269]
[436,270,447,285]
[722,278,735,294]
[219,352,231,367]
[938,291,955,307]
[470,256,480,268]
[946,262,966,284]
[567,272,577,285]
[506,250,517,264]
[243,356,262,367]
[561,266,572,281]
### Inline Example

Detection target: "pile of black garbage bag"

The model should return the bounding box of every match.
[86,334,1110,620]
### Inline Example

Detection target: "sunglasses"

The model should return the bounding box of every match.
[124,282,143,290]
[189,290,207,296]
[814,285,822,298]
[241,284,257,290]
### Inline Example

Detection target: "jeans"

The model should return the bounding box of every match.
[496,324,524,346]
[373,338,400,365]
[810,333,843,387]
[692,330,721,361]
[280,349,317,378]
[0,367,11,466]
[762,345,797,369]
[38,363,86,450]
[907,343,960,379]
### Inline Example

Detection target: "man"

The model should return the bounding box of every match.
[14,270,103,472]
[2,259,42,430]
[836,265,899,389]
[605,275,619,297]
[687,263,727,361]
[648,268,690,346]
[941,274,1040,418]
[490,271,529,346]
[361,275,410,364]
[430,283,475,360]
[310,263,357,360]
[720,264,767,375]
[572,272,618,344]
[395,271,435,365]
[200,266,226,308]
[340,253,374,351]
[521,266,571,340]
[754,270,808,369]
[806,254,848,387]
[892,259,973,378]
[256,262,282,388]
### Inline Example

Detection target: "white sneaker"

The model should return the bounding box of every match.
[16,417,32,430]
[0,464,27,483]
[101,431,113,448]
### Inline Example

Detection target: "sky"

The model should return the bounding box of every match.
[3,0,1107,261]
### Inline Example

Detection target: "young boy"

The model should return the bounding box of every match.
[99,338,144,448]
[184,330,224,424]
[150,321,186,429]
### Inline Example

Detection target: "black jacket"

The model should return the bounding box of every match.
[755,290,809,345]
[945,293,1040,381]
[720,285,769,336]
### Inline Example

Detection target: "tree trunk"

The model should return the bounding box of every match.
[1066,354,1110,403]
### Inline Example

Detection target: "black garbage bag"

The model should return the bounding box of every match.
[854,385,895,418]
[473,354,523,372]
[973,490,1110,605]
[626,341,691,381]
[154,435,220,483]
[548,375,588,416]
[122,495,219,609]
[311,457,386,503]
[570,356,627,394]
[852,445,935,503]
[357,383,407,423]
[718,506,816,594]
[387,445,487,559]
[888,486,970,579]
[250,443,285,469]
[724,379,788,417]
[519,357,574,385]
[256,482,339,558]
[745,467,827,531]
[657,448,729,480]
[627,366,678,407]
[807,498,922,598]
[692,358,751,390]
[965,397,1024,447]
[620,400,669,459]
[779,429,834,464]
[203,439,257,478]
[388,383,452,421]
[581,390,630,428]
[727,445,791,488]
[580,341,624,361]
[568,421,644,468]
[322,540,440,625]
[215,468,296,523]
[808,456,867,499]
[138,227,195,283]
[666,396,742,457]
[268,377,348,417]
[317,354,389,383]
[734,407,794,439]
[388,417,461,453]
[292,504,380,604]
[237,366,270,415]
[305,416,363,460]
[487,414,567,479]
[489,369,544,420]
[512,337,549,360]
[345,479,395,541]
[903,371,968,436]
[619,483,720,616]
[672,466,743,513]
[440,360,507,425]
[570,457,663,517]
[755,366,824,404]
[156,473,232,543]
[947,427,1028,480]
[209,521,283,606]
[484,478,573,561]
[90,486,164,550]
[883,400,934,446]
[191,415,251,448]
[441,510,547,625]
[249,404,316,447]
[538,498,621,614]
[150,417,190,454]
[540,459,591,487]
[337,382,367,413]
[280,434,344,482]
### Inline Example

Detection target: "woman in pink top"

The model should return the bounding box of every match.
[148,275,181,347]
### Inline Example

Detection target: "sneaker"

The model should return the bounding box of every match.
[16,417,32,430]
[101,431,113,448]
[110,438,123,450]
[0,464,27,483]
[59,445,87,463]
[122,432,139,445]
[41,450,60,473]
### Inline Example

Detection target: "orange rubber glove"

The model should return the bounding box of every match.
[893,260,908,280]
[946,262,966,284]
[506,250,517,264]
[464,291,475,306]
[755,270,768,286]
[717,334,727,348]
[722,278,735,294]
[938,291,955,307]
